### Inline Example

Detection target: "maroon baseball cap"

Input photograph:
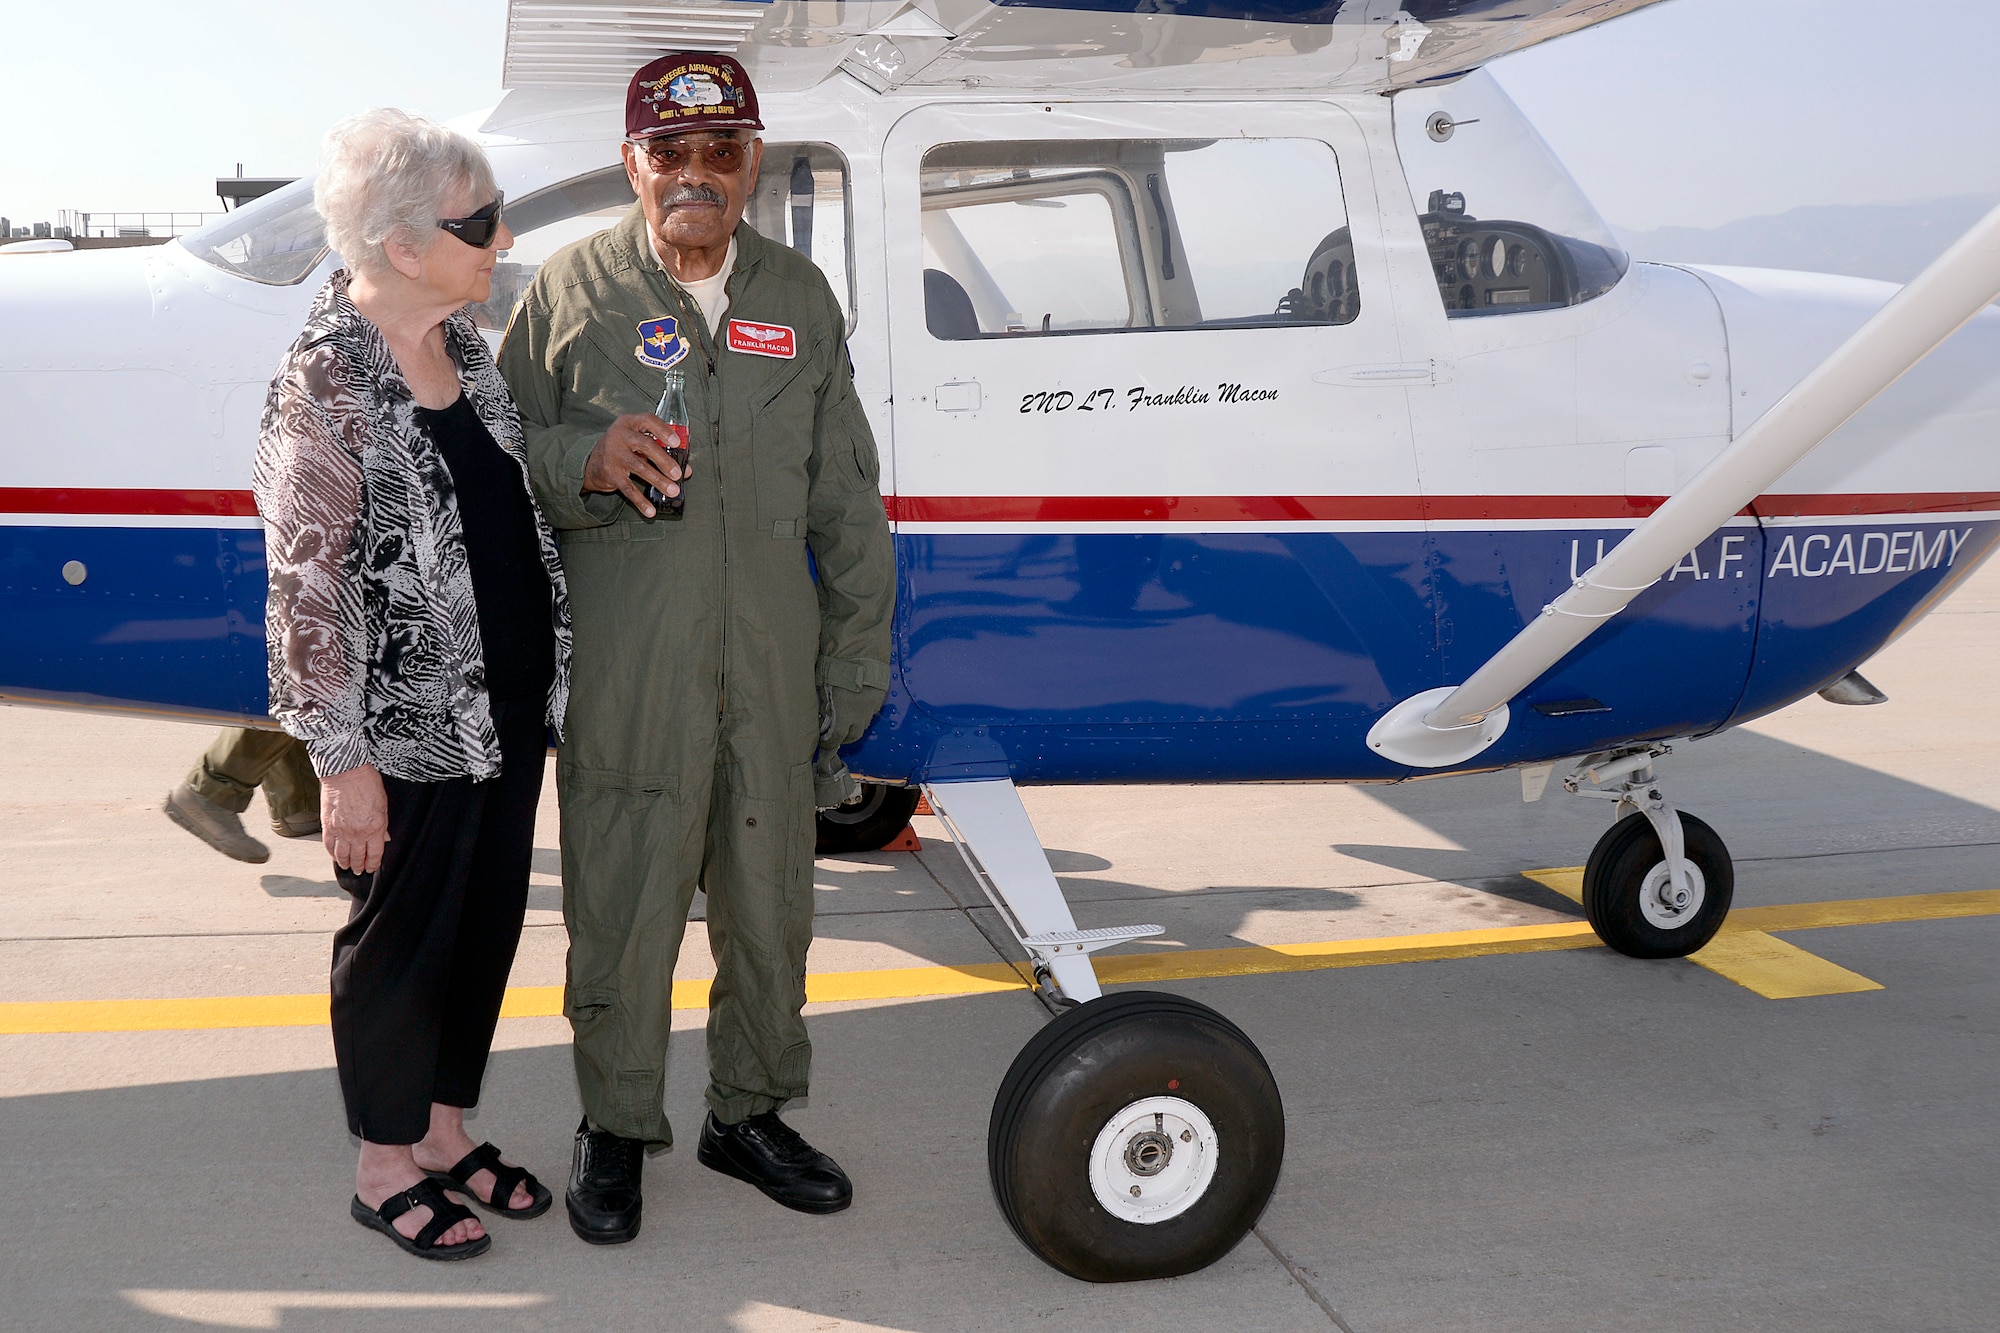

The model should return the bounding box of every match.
[626,53,762,140]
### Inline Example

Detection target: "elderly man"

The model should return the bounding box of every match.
[498,52,894,1243]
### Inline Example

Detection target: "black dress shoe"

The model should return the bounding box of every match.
[566,1116,643,1244]
[697,1111,852,1215]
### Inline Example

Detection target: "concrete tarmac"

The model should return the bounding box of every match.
[3,563,1997,1330]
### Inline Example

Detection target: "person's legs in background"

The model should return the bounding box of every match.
[164,727,304,863]
[260,735,324,839]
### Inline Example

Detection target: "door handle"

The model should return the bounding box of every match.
[933,381,982,411]
[1312,360,1453,387]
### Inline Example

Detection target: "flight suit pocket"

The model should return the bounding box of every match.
[567,986,618,1025]
[580,322,671,406]
[783,758,813,910]
[752,364,814,535]
[555,763,684,937]
[558,763,681,795]
[558,519,673,546]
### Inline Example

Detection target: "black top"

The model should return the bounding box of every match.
[418,394,556,702]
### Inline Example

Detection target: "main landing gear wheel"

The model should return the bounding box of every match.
[988,990,1284,1283]
[814,783,921,855]
[1583,810,1734,959]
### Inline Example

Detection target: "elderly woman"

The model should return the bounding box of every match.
[256,109,585,1260]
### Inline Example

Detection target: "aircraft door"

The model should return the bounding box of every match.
[1383,71,1753,759]
[883,102,1432,780]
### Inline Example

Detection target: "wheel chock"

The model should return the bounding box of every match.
[912,794,934,817]
[883,824,922,852]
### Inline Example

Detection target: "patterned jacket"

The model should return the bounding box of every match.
[255,270,572,782]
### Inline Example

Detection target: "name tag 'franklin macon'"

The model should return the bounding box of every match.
[726,319,796,359]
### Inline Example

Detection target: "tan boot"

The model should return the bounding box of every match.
[163,782,270,864]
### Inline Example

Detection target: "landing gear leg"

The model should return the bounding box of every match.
[1558,745,1735,958]
[923,779,1287,1281]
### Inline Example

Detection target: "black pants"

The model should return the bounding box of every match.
[330,698,546,1144]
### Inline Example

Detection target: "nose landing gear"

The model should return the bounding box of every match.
[1584,808,1734,958]
[1556,744,1735,958]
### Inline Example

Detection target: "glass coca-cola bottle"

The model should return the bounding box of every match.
[644,367,689,518]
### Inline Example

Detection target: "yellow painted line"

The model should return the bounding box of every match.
[1094,921,1601,986]
[1525,863,1876,996]
[806,960,1030,1002]
[1733,890,2000,932]
[1523,869,2000,999]
[1525,869,2000,934]
[1688,931,1883,999]
[1522,866,1586,902]
[0,992,332,1034]
[497,961,1032,1021]
[6,887,1997,1035]
[0,926,1597,1035]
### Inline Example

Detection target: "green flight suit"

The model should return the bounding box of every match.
[187,727,320,826]
[499,209,894,1149]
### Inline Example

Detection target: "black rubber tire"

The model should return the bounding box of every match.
[1583,810,1734,959]
[814,783,921,855]
[988,990,1285,1283]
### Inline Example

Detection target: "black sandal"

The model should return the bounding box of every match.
[425,1142,553,1220]
[350,1178,492,1261]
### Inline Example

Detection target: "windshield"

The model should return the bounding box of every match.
[1393,69,1627,317]
[180,177,329,286]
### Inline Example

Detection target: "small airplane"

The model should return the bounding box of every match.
[4,0,2000,1284]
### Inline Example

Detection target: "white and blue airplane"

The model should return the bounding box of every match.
[4,0,1999,1282]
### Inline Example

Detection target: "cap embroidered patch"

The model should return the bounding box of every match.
[636,316,690,371]
[726,319,796,360]
[626,54,762,138]
[666,72,724,108]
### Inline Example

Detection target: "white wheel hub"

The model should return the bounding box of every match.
[1639,857,1706,929]
[1088,1095,1218,1224]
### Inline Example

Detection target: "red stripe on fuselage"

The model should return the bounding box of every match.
[885,495,1665,523]
[1750,492,2000,517]
[885,493,2000,524]
[2,488,1996,524]
[0,487,260,517]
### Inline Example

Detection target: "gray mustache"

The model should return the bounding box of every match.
[665,184,725,207]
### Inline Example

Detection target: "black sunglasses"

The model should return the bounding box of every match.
[437,196,505,248]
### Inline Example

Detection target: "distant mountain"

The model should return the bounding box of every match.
[1616,196,2000,284]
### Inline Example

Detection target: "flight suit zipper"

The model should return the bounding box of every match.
[658,267,729,719]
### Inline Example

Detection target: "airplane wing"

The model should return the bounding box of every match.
[501,0,1670,97]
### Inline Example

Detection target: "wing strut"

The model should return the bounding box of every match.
[1369,202,2000,768]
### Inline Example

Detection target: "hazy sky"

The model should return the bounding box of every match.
[1,0,1994,232]
[1492,0,2000,230]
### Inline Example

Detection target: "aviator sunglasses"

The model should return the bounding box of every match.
[437,196,505,248]
[638,136,748,175]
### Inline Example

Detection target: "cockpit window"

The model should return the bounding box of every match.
[745,144,855,335]
[1393,69,1629,317]
[919,138,1357,339]
[180,177,329,286]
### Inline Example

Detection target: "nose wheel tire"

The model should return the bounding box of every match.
[1583,810,1734,959]
[814,783,921,855]
[988,990,1285,1283]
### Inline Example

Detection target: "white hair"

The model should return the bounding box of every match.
[315,108,497,275]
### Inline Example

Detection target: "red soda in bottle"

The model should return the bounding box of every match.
[645,366,689,518]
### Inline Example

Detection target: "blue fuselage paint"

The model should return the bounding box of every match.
[0,524,268,722]
[9,517,1988,780]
